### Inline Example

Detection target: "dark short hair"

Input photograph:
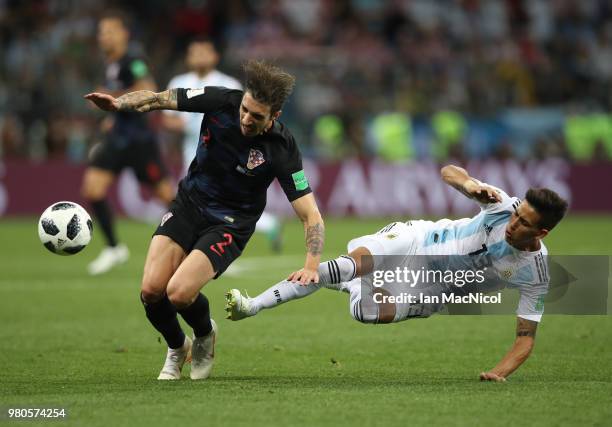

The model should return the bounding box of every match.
[525,188,568,230]
[100,10,131,30]
[243,60,295,113]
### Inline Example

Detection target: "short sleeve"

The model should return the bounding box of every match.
[176,86,240,113]
[471,179,520,214]
[276,137,312,202]
[516,283,548,323]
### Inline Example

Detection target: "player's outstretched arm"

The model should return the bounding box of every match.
[84,89,178,113]
[479,317,538,382]
[288,193,325,285]
[441,164,501,204]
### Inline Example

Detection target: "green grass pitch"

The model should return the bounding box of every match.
[0,215,611,426]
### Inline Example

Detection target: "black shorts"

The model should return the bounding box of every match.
[153,190,255,278]
[90,127,168,185]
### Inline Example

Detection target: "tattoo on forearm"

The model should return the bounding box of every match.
[306,223,324,256]
[516,318,538,337]
[117,90,157,112]
[154,89,177,108]
[117,89,177,112]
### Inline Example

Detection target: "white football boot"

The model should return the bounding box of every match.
[190,319,217,380]
[225,289,255,321]
[87,244,129,275]
[157,336,192,380]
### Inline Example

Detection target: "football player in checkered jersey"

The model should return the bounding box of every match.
[85,60,324,380]
[163,38,284,252]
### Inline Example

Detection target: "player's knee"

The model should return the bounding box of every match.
[81,179,104,201]
[349,299,378,324]
[140,288,164,305]
[166,281,196,309]
[140,284,165,304]
[81,170,112,201]
[140,275,167,303]
[80,180,95,200]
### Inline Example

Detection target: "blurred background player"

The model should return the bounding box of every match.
[82,12,175,275]
[163,38,283,252]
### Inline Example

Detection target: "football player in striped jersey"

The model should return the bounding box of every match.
[226,164,568,381]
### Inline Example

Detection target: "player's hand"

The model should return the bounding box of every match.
[479,371,506,382]
[464,180,501,204]
[288,268,319,286]
[84,92,120,112]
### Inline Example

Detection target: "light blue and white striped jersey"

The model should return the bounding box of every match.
[415,185,549,322]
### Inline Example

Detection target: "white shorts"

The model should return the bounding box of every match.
[344,276,446,323]
[345,220,445,322]
[347,220,431,271]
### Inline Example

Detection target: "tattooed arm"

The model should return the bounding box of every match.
[479,317,538,382]
[84,89,178,113]
[289,193,325,285]
[95,76,157,99]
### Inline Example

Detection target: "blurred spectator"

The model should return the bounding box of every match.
[44,114,69,159]
[2,0,612,163]
[0,114,26,158]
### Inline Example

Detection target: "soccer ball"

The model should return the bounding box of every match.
[38,201,93,255]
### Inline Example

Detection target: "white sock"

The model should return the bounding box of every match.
[348,283,378,324]
[250,255,358,313]
[250,280,321,313]
[317,255,357,290]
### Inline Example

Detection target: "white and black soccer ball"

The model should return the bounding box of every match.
[38,201,93,255]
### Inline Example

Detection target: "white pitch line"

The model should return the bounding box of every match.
[224,255,303,277]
